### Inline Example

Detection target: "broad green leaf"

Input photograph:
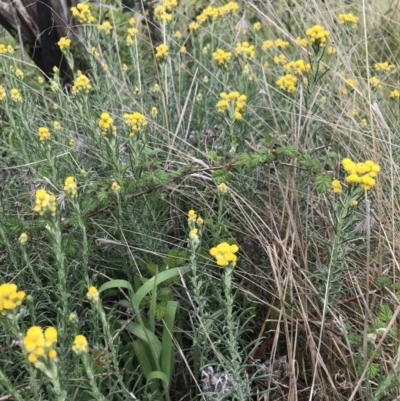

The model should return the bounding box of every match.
[99,279,133,293]
[161,301,178,387]
[128,322,162,363]
[131,266,191,310]
[315,173,333,193]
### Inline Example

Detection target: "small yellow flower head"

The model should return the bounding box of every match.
[123,112,147,137]
[212,48,232,67]
[196,216,204,226]
[235,41,255,59]
[306,24,329,47]
[44,327,58,348]
[276,74,297,93]
[338,12,358,28]
[375,62,395,72]
[217,183,228,195]
[0,283,25,316]
[188,209,197,222]
[98,20,113,35]
[203,75,209,83]
[53,121,61,130]
[331,179,342,193]
[87,286,99,302]
[10,88,22,102]
[0,85,6,101]
[91,47,100,58]
[274,38,289,49]
[352,200,358,206]
[390,89,400,99]
[38,127,51,142]
[370,76,382,89]
[151,106,158,117]
[327,46,336,55]
[64,176,77,197]
[19,232,28,245]
[15,68,24,80]
[174,30,182,38]
[253,21,261,31]
[111,181,121,193]
[189,228,198,239]
[209,242,239,268]
[155,44,169,59]
[48,349,57,359]
[99,112,114,132]
[57,37,71,51]
[33,188,57,216]
[262,40,273,50]
[69,138,77,147]
[273,54,287,64]
[296,37,308,47]
[7,45,13,54]
[180,46,187,54]
[72,334,89,355]
[72,72,92,95]
[129,17,136,26]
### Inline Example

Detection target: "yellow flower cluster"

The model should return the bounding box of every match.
[33,189,57,216]
[38,127,50,142]
[370,76,382,89]
[235,41,255,59]
[14,68,24,80]
[154,0,177,23]
[0,43,13,54]
[57,37,71,51]
[338,13,358,27]
[253,22,261,31]
[306,24,329,46]
[64,177,77,197]
[375,61,395,72]
[283,59,311,75]
[274,38,289,48]
[99,112,116,136]
[189,2,238,31]
[155,44,168,59]
[72,71,92,95]
[71,2,94,23]
[296,37,308,47]
[331,179,342,193]
[0,283,25,316]
[276,74,297,93]
[72,334,88,354]
[328,46,336,55]
[273,54,287,64]
[210,242,239,267]
[262,40,273,50]
[342,158,381,191]
[11,88,22,102]
[87,286,99,302]
[390,89,400,99]
[98,20,112,35]
[23,326,58,366]
[212,48,232,67]
[126,26,139,45]
[123,112,147,137]
[216,91,246,120]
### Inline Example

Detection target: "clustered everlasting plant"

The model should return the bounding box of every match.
[0,0,399,400]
